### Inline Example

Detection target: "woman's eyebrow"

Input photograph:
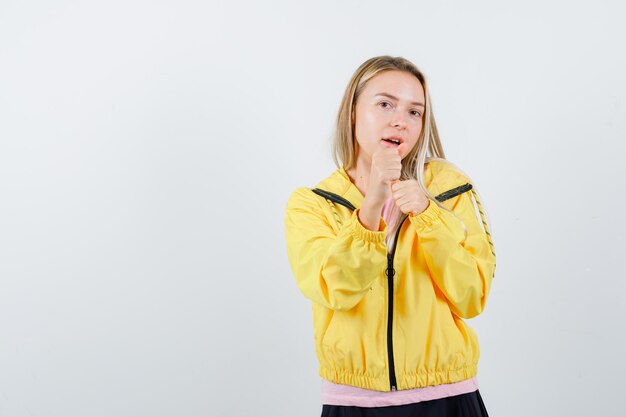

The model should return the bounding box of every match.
[375,92,425,107]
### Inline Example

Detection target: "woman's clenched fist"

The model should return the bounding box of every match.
[366,141,403,204]
[391,179,430,216]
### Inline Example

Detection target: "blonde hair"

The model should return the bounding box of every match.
[331,55,495,256]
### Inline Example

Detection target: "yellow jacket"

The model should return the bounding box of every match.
[284,158,496,392]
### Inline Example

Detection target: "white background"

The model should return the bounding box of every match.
[1,1,625,416]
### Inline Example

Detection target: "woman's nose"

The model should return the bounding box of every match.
[390,111,408,129]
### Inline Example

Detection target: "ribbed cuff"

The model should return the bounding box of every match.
[408,199,443,230]
[350,208,387,243]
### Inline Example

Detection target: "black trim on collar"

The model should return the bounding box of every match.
[436,183,473,202]
[311,188,357,211]
[311,183,472,211]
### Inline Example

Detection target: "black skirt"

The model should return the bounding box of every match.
[321,389,489,417]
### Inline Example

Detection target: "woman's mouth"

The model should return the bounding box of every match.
[382,138,401,147]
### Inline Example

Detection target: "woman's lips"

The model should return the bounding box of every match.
[382,139,400,147]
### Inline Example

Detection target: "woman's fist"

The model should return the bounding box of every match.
[370,142,402,185]
[365,141,402,204]
[390,179,430,216]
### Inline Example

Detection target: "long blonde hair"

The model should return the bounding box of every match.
[331,55,495,256]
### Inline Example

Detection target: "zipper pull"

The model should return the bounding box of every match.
[391,385,397,391]
[386,254,394,278]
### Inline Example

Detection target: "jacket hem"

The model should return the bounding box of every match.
[398,364,478,390]
[319,367,389,392]
[319,363,478,392]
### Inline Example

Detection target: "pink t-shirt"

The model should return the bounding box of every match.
[321,376,479,407]
[320,197,479,407]
[381,195,400,251]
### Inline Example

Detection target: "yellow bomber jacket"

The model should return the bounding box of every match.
[284,158,496,392]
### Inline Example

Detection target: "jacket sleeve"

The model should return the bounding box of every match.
[284,187,388,311]
[408,182,496,319]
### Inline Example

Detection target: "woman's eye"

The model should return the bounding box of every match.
[380,101,421,117]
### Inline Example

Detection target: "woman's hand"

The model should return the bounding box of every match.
[357,142,402,231]
[391,179,430,216]
[366,143,403,204]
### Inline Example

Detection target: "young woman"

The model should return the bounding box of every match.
[284,55,496,416]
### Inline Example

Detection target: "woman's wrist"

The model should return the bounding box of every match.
[357,199,385,231]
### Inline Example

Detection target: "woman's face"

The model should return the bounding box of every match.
[352,70,425,161]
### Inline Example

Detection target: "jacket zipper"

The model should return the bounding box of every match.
[386,215,409,392]
[310,187,473,391]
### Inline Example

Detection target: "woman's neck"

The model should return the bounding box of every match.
[346,160,371,197]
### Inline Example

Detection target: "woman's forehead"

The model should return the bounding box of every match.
[363,71,424,102]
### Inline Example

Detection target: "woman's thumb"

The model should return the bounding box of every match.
[397,142,408,156]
